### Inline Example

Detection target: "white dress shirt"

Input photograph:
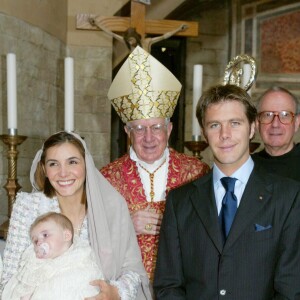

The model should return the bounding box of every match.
[213,157,254,215]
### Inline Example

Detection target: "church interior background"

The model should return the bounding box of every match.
[0,0,300,229]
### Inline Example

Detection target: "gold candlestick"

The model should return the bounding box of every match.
[184,140,208,160]
[0,134,27,239]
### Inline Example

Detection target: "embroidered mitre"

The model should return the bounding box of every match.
[107,46,182,123]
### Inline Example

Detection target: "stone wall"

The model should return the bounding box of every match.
[0,13,112,220]
[0,0,67,43]
[0,13,64,219]
[66,45,112,168]
[184,6,229,166]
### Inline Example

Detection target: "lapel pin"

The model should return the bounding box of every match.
[259,195,263,201]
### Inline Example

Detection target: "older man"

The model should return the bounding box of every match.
[101,46,209,282]
[252,86,300,181]
[154,84,300,299]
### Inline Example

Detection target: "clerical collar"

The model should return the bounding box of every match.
[129,146,169,172]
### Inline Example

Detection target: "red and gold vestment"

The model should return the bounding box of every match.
[101,148,210,281]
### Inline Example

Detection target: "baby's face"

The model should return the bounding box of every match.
[30,220,72,259]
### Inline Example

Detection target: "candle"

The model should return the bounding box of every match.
[242,63,252,95]
[7,53,17,134]
[64,57,74,132]
[192,65,203,140]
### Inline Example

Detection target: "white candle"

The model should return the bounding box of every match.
[192,65,203,139]
[64,57,74,132]
[7,53,17,132]
[242,63,252,95]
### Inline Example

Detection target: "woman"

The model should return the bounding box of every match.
[0,131,151,300]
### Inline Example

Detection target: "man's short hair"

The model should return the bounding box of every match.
[256,86,300,114]
[196,84,257,128]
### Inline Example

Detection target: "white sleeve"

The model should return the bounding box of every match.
[0,253,2,281]
[110,271,141,300]
[0,192,40,293]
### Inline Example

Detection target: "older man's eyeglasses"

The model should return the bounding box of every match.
[258,111,295,125]
[127,124,167,136]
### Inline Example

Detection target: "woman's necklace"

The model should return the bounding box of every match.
[73,210,86,236]
[60,206,86,236]
[138,159,166,202]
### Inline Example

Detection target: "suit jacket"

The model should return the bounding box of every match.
[154,165,300,300]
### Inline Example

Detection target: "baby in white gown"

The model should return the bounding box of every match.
[2,212,103,300]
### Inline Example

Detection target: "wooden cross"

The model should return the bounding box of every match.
[76,0,199,49]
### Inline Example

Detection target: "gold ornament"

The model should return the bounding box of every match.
[139,159,166,202]
[223,54,257,91]
[145,223,153,231]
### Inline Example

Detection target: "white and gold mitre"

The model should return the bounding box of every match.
[107,46,182,123]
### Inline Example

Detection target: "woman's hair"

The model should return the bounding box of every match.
[30,212,74,241]
[196,84,257,128]
[34,132,86,204]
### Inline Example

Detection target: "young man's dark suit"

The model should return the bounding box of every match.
[154,165,300,299]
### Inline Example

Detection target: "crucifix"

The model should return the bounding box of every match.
[76,0,199,53]
[76,0,199,155]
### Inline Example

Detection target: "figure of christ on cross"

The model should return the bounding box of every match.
[76,0,199,53]
[89,17,188,53]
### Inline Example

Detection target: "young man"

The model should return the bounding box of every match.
[154,84,300,299]
[253,86,300,181]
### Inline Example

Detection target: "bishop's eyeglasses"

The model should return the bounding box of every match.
[127,123,167,136]
[258,111,295,125]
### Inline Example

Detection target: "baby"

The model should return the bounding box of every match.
[2,212,103,300]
